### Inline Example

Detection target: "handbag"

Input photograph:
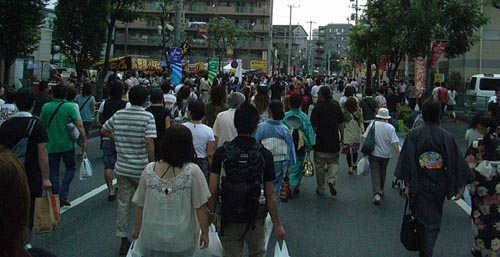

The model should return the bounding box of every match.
[33,190,60,234]
[303,151,314,177]
[280,177,291,202]
[361,121,376,155]
[400,198,423,251]
[79,152,93,180]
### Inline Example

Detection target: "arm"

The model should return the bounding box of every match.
[264,181,285,241]
[145,137,155,162]
[207,173,219,213]
[37,143,51,189]
[131,206,143,239]
[164,116,171,129]
[74,120,87,152]
[206,141,215,167]
[100,127,115,141]
[392,142,400,157]
[195,203,210,249]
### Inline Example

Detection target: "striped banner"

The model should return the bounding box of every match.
[169,47,182,86]
[208,58,218,86]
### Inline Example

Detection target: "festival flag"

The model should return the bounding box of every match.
[169,47,182,86]
[208,58,218,86]
[413,57,427,97]
[430,41,447,67]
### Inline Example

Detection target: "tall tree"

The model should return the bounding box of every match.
[97,0,143,97]
[54,0,107,82]
[207,17,249,72]
[0,0,47,85]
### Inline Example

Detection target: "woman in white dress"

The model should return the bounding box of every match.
[132,124,211,257]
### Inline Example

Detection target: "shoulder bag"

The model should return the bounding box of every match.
[361,121,376,155]
[48,102,80,141]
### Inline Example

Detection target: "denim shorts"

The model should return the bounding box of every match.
[102,139,117,170]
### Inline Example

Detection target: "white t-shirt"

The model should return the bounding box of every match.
[182,122,215,158]
[363,120,399,158]
[339,96,359,106]
[213,109,237,147]
[447,90,457,105]
[311,85,322,97]
[432,87,439,100]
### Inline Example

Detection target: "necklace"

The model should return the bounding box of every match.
[159,162,176,195]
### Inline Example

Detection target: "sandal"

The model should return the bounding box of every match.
[471,248,482,257]
[347,169,353,175]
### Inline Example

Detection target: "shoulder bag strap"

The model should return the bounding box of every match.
[48,102,65,128]
[79,96,92,112]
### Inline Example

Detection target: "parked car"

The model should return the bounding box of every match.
[465,74,500,110]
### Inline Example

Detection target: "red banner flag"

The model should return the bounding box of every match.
[413,57,427,97]
[430,41,447,67]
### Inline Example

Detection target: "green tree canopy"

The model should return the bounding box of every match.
[54,0,107,81]
[207,17,249,71]
[0,0,47,84]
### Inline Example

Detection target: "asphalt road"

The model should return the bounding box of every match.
[31,93,474,257]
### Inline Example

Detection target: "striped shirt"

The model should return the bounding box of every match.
[103,105,157,178]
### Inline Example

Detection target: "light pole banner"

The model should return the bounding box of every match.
[208,58,218,86]
[235,59,243,82]
[430,41,447,67]
[169,47,182,86]
[413,57,427,97]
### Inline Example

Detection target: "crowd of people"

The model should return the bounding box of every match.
[0,70,498,257]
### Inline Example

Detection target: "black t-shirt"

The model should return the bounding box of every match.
[310,100,345,153]
[386,93,399,113]
[146,105,167,152]
[270,82,284,101]
[211,136,276,183]
[359,97,378,121]
[102,99,128,124]
[0,116,48,196]
[488,102,500,125]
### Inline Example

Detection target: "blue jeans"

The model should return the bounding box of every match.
[49,149,76,199]
[274,160,288,208]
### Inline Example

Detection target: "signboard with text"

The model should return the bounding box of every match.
[250,60,267,69]
[413,57,427,97]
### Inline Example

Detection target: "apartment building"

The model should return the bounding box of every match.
[311,23,352,74]
[113,0,272,69]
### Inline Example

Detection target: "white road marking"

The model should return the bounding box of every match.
[60,179,117,214]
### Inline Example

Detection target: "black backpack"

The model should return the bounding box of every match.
[12,118,37,164]
[220,141,266,238]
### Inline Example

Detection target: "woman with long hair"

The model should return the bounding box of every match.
[253,86,270,122]
[131,125,210,256]
[205,85,228,127]
[342,97,364,174]
[0,147,57,257]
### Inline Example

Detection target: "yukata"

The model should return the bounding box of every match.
[282,108,316,189]
[395,122,473,257]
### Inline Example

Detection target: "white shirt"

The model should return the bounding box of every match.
[311,85,322,97]
[182,122,215,158]
[363,120,399,158]
[213,109,237,147]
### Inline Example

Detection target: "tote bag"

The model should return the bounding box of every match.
[361,121,376,155]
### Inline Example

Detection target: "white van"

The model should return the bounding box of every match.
[466,74,500,109]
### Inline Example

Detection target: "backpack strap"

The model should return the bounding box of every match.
[48,102,65,128]
[27,118,37,137]
[79,96,92,112]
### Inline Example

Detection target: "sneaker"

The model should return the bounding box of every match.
[59,197,71,207]
[327,181,337,196]
[119,238,131,255]
[372,194,381,205]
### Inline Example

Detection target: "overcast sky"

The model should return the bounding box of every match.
[272,0,366,33]
[48,0,366,32]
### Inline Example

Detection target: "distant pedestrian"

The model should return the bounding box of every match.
[33,80,51,117]
[359,87,379,130]
[283,94,315,197]
[183,100,215,179]
[101,86,157,255]
[40,85,87,207]
[395,98,473,257]
[364,108,400,205]
[446,85,457,121]
[255,100,297,206]
[488,88,500,127]
[212,92,246,148]
[146,88,167,160]
[131,125,210,256]
[0,88,17,125]
[375,89,387,108]
[342,97,364,175]
[311,86,344,196]
[75,83,96,143]
[205,85,228,127]
[465,111,484,148]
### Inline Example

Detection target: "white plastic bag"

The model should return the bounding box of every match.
[194,224,223,257]
[274,241,290,257]
[79,153,93,180]
[476,160,495,177]
[357,155,370,176]
[264,214,273,250]
[126,240,142,257]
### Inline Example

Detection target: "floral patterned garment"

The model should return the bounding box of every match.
[466,134,500,251]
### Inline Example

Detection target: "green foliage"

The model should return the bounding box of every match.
[0,0,47,84]
[449,71,464,91]
[54,0,107,79]
[207,17,250,69]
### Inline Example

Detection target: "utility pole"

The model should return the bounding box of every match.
[174,0,184,46]
[306,20,315,76]
[287,4,299,76]
[267,0,274,76]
